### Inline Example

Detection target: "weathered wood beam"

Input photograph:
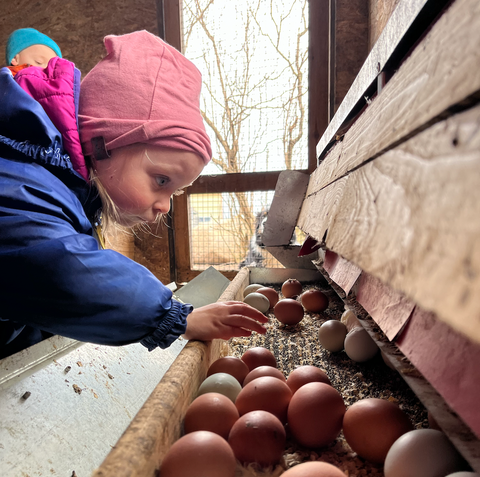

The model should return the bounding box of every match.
[316,0,463,162]
[299,103,480,343]
[313,0,480,189]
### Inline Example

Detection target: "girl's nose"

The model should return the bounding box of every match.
[153,195,171,215]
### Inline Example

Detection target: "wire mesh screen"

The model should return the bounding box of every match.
[189,191,300,271]
[183,0,309,271]
[182,0,309,176]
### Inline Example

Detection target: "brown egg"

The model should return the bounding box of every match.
[207,356,250,385]
[286,365,331,394]
[288,382,346,448]
[241,346,277,371]
[184,392,239,439]
[274,298,304,325]
[343,398,413,464]
[228,410,286,467]
[160,430,236,477]
[281,461,346,476]
[281,278,302,298]
[256,286,279,308]
[243,366,286,386]
[235,376,292,424]
[301,289,329,313]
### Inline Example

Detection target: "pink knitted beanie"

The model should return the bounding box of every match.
[78,30,212,163]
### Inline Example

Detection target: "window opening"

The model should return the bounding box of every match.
[183,0,309,270]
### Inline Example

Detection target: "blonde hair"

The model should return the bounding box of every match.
[87,162,164,240]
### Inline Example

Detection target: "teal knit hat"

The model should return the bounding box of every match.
[6,28,62,65]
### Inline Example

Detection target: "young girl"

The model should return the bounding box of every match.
[0,30,267,359]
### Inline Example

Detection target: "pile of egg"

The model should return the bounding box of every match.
[245,279,380,364]
[160,278,476,476]
[160,347,474,476]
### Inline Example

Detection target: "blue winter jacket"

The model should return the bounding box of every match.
[0,64,192,359]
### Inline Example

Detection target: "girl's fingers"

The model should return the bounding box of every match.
[227,315,267,334]
[223,302,269,323]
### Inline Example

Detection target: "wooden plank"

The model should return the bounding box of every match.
[91,338,226,477]
[308,0,329,171]
[321,251,414,340]
[189,171,281,194]
[331,0,369,114]
[299,104,480,343]
[173,192,195,283]
[91,270,249,477]
[314,0,480,188]
[164,0,183,51]
[369,0,402,49]
[323,249,362,295]
[356,271,415,340]
[396,307,480,441]
[316,0,431,158]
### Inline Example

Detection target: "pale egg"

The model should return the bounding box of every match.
[244,292,270,313]
[384,429,470,477]
[243,283,264,298]
[344,327,378,362]
[318,320,348,352]
[197,372,242,403]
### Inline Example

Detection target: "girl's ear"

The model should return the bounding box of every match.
[10,54,19,66]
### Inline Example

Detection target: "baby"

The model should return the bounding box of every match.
[5,27,61,74]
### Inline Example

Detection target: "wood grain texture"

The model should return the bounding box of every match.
[0,0,159,76]
[369,0,401,48]
[332,0,369,113]
[133,226,172,285]
[299,104,480,342]
[315,0,430,159]
[91,270,247,477]
[316,0,480,178]
[91,340,224,477]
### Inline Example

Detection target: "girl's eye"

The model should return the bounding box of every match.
[156,176,169,187]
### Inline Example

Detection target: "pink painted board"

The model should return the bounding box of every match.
[396,307,480,439]
[323,250,362,295]
[356,272,416,340]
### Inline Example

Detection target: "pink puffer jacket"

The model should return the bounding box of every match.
[14,56,88,181]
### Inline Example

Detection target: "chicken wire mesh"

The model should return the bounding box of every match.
[189,192,303,271]
[183,0,309,271]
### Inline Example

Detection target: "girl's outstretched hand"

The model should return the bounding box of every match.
[182,301,269,342]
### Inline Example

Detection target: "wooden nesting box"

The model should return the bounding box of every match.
[91,268,324,477]
[92,266,479,476]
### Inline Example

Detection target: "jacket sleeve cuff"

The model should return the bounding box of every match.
[140,299,193,351]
